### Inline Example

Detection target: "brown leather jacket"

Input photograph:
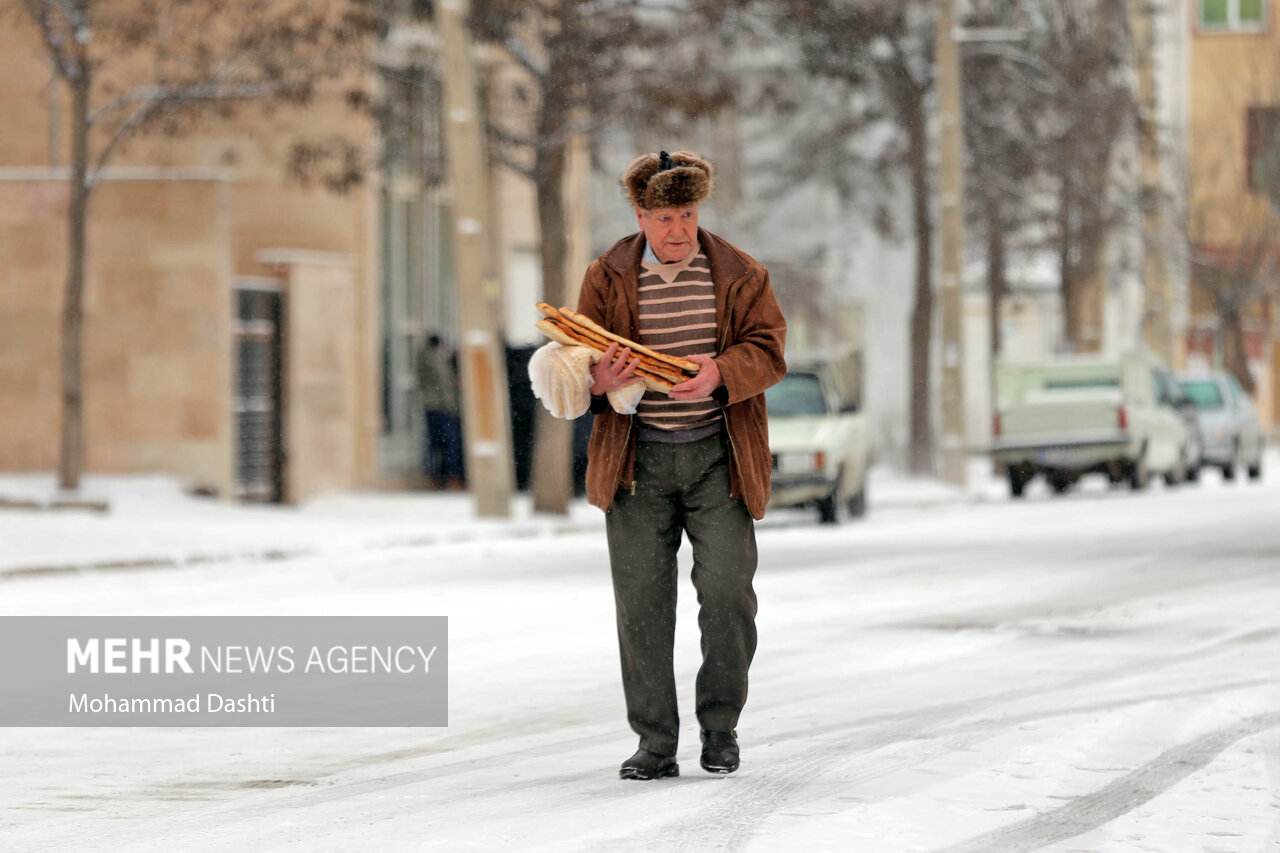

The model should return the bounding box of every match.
[577,228,787,519]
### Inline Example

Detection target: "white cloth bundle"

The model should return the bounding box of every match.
[527,342,646,418]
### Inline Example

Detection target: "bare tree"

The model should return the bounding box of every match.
[958,2,1041,362]
[770,0,938,473]
[704,1,1138,468]
[20,0,380,492]
[1189,237,1278,394]
[952,0,1138,358]
[1187,124,1280,393]
[1021,0,1136,353]
[1186,36,1280,394]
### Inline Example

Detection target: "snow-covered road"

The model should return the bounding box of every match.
[1,459,1278,852]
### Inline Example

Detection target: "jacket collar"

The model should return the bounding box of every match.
[603,232,646,275]
[603,227,746,286]
[697,227,747,284]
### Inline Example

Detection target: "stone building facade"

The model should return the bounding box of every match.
[0,12,382,502]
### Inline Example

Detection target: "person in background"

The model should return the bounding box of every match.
[417,334,463,489]
[577,150,786,780]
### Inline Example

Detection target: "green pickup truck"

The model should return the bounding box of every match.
[991,354,1191,496]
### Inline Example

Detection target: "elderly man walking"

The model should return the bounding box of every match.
[577,150,786,779]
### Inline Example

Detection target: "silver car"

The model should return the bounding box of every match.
[1177,372,1265,481]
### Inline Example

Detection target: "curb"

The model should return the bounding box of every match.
[0,519,605,581]
[0,495,110,513]
[0,484,989,582]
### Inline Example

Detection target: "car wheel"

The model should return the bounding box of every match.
[817,478,842,525]
[1128,453,1150,491]
[1222,444,1238,481]
[1048,472,1072,494]
[1186,462,1200,483]
[1009,466,1030,498]
[1164,452,1186,487]
[846,480,868,518]
[1247,454,1263,481]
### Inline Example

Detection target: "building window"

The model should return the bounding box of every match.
[1199,0,1267,31]
[376,49,450,475]
[1246,106,1280,197]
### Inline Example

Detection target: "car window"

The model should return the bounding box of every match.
[1154,370,1172,405]
[1179,379,1224,409]
[1156,370,1187,406]
[1224,375,1259,417]
[1165,379,1189,407]
[766,372,829,416]
[1225,375,1247,404]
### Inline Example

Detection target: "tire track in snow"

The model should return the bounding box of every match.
[652,616,1280,852]
[934,712,1280,853]
[659,708,1280,853]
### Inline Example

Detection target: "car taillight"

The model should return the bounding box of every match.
[1117,405,1128,431]
[992,410,1001,437]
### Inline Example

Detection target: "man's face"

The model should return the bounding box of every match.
[636,205,699,263]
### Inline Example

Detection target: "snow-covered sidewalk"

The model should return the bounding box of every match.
[0,461,1004,578]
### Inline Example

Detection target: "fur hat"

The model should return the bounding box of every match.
[622,150,714,210]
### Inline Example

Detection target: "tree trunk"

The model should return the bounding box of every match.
[529,94,574,514]
[906,89,934,475]
[58,61,92,493]
[1074,167,1108,354]
[983,190,1007,360]
[1220,307,1256,394]
[1058,174,1078,352]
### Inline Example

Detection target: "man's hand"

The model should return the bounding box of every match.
[668,354,721,401]
[589,342,640,395]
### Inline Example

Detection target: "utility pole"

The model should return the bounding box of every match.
[936,0,967,487]
[438,0,514,517]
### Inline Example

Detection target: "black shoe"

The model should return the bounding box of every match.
[619,749,679,780]
[700,729,740,774]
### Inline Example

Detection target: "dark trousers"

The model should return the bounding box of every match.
[604,433,758,756]
[424,410,463,484]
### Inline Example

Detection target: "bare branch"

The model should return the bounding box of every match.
[500,34,548,82]
[86,97,165,187]
[90,79,293,126]
[88,79,296,182]
[487,123,536,153]
[20,0,78,80]
[486,144,536,181]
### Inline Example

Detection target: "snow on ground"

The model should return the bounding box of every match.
[0,473,605,576]
[0,452,1277,852]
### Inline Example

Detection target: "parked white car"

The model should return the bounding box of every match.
[1176,372,1265,481]
[766,354,870,524]
[991,354,1190,495]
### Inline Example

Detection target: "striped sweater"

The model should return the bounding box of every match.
[635,243,722,434]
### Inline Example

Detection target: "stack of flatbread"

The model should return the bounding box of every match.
[534,303,699,393]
